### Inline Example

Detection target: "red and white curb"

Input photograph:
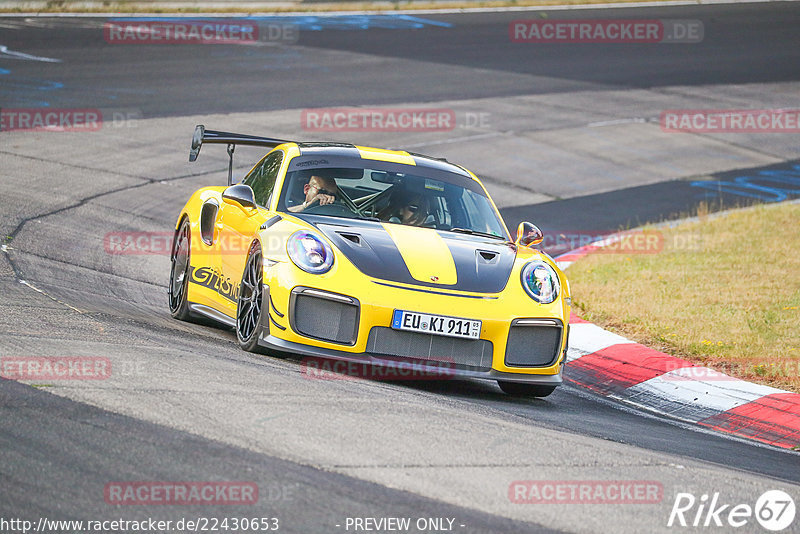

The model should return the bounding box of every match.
[556,241,800,451]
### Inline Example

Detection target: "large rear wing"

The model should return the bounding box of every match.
[189,124,291,185]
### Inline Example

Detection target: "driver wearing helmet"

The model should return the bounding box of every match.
[288,175,338,213]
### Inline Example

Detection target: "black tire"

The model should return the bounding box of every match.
[236,243,268,354]
[168,218,193,321]
[497,381,557,398]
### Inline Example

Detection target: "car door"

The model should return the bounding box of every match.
[217,150,283,315]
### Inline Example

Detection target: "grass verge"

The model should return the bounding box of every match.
[567,201,800,393]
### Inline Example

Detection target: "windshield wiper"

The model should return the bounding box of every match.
[448,228,506,240]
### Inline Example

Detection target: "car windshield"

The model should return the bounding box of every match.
[277,159,508,239]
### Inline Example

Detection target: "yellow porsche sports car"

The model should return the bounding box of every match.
[169,125,571,397]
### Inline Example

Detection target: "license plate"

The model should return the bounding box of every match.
[391,310,481,340]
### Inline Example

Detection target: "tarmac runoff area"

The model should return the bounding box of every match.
[2,12,800,530]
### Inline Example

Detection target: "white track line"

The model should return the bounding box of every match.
[0,44,62,62]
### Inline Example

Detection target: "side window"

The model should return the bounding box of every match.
[243,151,283,207]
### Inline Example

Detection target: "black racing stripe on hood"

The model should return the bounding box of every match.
[444,236,516,294]
[316,221,416,284]
[302,216,516,294]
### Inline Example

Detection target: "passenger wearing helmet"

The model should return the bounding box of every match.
[379,189,434,227]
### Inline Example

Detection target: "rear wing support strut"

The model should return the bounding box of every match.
[188,125,291,186]
[226,143,235,186]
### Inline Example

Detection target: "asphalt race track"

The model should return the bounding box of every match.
[1,3,800,533]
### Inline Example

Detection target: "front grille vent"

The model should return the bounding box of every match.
[292,290,359,345]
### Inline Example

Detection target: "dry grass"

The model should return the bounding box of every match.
[568,202,800,392]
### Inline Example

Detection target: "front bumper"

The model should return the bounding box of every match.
[257,330,564,385]
[259,272,569,382]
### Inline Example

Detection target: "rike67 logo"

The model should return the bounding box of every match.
[668,490,795,531]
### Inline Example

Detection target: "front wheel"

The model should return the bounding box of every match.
[237,243,268,354]
[497,381,557,398]
[168,218,193,321]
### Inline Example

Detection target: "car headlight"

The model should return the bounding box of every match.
[521,261,560,304]
[287,231,334,274]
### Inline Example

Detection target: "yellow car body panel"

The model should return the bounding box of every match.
[356,146,416,165]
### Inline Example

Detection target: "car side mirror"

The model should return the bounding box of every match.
[222,184,257,212]
[516,221,543,247]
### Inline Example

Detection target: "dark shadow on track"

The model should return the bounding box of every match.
[0,378,558,533]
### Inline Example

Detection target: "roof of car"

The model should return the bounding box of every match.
[293,142,472,178]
